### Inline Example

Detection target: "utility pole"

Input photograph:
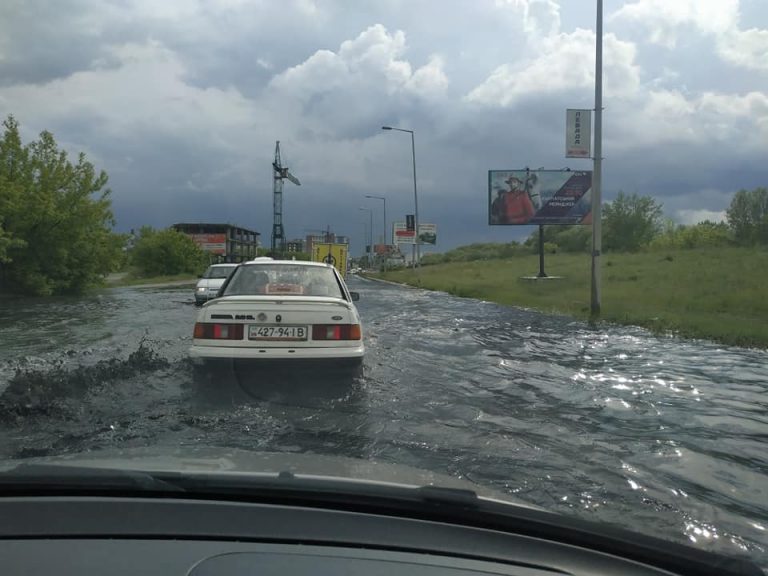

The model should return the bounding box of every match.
[590,0,603,316]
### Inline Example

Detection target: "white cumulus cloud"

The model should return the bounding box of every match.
[611,0,768,71]
[269,24,448,100]
[465,29,640,106]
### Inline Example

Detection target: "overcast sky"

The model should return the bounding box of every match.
[1,0,767,254]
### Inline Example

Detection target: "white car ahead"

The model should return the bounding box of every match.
[194,263,238,306]
[190,259,364,366]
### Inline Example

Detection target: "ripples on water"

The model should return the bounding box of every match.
[0,280,766,568]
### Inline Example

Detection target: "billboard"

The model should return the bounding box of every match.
[393,223,438,245]
[488,170,592,226]
[190,233,227,255]
[566,109,591,158]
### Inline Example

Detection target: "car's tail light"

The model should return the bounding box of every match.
[193,323,244,340]
[312,324,362,341]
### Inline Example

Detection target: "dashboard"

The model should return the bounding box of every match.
[1,495,760,576]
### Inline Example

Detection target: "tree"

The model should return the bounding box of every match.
[130,227,208,277]
[0,116,124,295]
[603,192,664,252]
[726,187,768,245]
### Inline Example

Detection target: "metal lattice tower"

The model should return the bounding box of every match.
[271,141,300,253]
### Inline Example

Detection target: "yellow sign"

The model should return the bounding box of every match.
[312,243,348,278]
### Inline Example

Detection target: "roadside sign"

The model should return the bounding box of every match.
[393,222,437,245]
[488,169,592,225]
[566,109,591,158]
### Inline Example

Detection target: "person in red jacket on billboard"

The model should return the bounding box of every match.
[502,176,535,224]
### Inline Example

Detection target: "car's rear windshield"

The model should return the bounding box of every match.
[222,264,344,298]
[204,265,237,279]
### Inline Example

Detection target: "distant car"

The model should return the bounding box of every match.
[194,263,238,306]
[190,259,364,366]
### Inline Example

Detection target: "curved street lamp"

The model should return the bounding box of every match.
[382,125,420,271]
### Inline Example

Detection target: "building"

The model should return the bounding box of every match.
[172,223,260,263]
[285,239,305,253]
[305,232,348,255]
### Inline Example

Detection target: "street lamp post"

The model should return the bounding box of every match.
[591,0,604,316]
[382,126,420,272]
[365,194,387,270]
[358,207,373,268]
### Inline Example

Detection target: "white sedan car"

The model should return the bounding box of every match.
[190,259,364,366]
[194,263,238,306]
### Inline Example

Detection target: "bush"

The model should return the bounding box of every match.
[649,221,732,251]
[130,227,208,277]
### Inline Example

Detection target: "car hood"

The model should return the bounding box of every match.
[0,445,532,508]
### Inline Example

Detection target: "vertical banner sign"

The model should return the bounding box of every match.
[566,109,592,158]
[406,214,415,231]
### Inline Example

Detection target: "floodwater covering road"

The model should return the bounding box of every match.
[0,276,766,568]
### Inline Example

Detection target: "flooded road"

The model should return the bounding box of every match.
[0,277,766,568]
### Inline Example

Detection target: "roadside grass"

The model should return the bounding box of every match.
[376,247,768,348]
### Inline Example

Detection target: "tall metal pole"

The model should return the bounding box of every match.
[365,195,387,269]
[410,131,420,271]
[359,207,374,268]
[591,0,603,316]
[382,126,420,275]
[369,209,374,268]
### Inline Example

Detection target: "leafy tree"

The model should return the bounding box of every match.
[0,116,124,295]
[603,192,664,252]
[726,187,768,245]
[130,226,208,277]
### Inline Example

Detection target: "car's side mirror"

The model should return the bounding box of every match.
[350,291,360,301]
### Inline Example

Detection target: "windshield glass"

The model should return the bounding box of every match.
[222,264,343,298]
[204,266,237,280]
[0,0,766,572]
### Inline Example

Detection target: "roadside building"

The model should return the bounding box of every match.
[172,223,260,263]
[285,239,305,253]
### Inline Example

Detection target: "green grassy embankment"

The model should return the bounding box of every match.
[376,247,768,348]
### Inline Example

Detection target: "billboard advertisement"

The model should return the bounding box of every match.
[190,233,227,255]
[488,170,592,226]
[566,109,591,158]
[393,223,438,245]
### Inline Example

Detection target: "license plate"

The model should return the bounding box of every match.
[248,325,307,341]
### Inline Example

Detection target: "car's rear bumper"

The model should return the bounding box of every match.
[189,343,364,364]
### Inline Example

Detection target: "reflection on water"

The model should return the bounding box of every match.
[0,279,766,568]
